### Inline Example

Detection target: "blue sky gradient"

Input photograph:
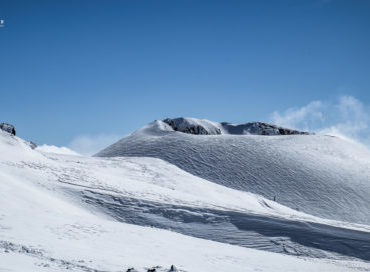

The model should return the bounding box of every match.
[0,0,370,150]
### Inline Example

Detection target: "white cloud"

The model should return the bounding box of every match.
[271,100,324,130]
[36,144,81,156]
[67,134,121,156]
[271,95,370,147]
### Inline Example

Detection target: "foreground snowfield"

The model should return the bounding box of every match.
[1,130,370,271]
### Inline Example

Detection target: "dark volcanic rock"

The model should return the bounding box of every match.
[163,118,309,136]
[0,123,16,136]
[221,121,310,136]
[163,118,222,135]
[27,141,37,149]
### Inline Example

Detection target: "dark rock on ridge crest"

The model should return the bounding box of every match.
[220,121,310,136]
[163,118,222,135]
[0,122,37,149]
[0,123,16,136]
[163,117,309,136]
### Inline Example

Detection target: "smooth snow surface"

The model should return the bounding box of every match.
[96,119,370,225]
[1,129,370,271]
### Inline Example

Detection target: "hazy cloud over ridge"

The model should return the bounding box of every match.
[67,134,121,156]
[63,95,370,155]
[271,96,370,147]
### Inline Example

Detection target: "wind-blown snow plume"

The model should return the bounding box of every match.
[271,96,370,147]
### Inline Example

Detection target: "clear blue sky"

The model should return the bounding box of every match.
[0,0,370,147]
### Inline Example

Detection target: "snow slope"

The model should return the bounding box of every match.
[1,130,370,271]
[96,118,370,225]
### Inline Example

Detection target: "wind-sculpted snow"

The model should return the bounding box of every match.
[96,119,370,225]
[78,190,370,261]
[1,130,370,271]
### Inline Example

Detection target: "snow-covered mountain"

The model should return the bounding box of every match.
[1,121,370,271]
[96,118,370,226]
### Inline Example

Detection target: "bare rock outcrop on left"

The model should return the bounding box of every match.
[0,123,16,136]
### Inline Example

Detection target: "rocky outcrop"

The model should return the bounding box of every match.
[0,123,16,136]
[163,118,310,136]
[26,141,37,149]
[163,118,222,135]
[221,121,310,136]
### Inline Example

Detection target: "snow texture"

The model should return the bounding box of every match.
[1,125,370,271]
[96,118,370,226]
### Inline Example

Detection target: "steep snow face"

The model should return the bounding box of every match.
[96,119,370,225]
[162,117,309,135]
[2,130,370,271]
